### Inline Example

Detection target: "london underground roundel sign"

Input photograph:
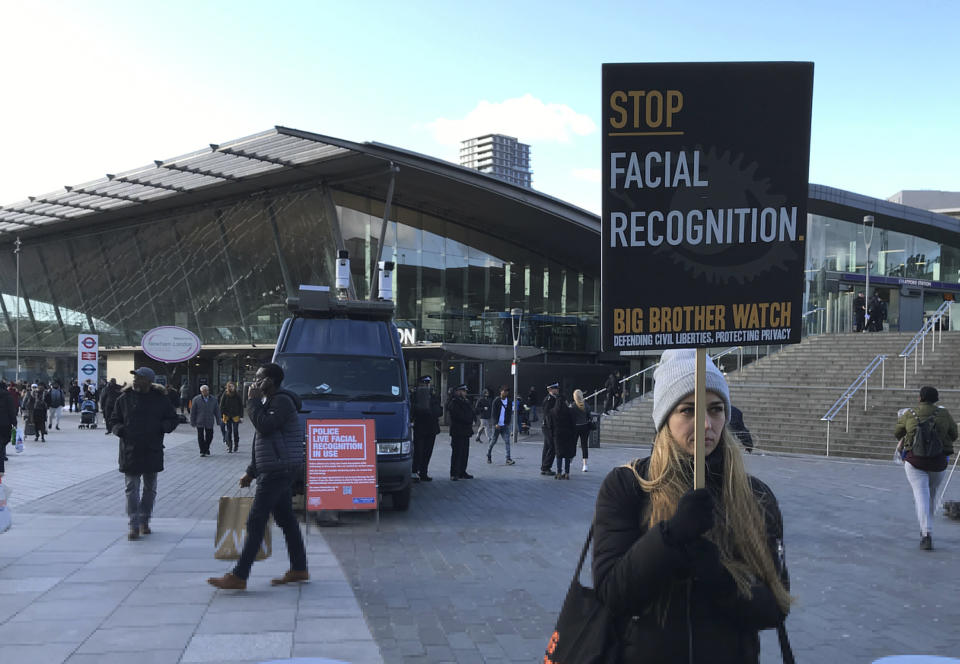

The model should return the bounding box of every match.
[141,326,202,363]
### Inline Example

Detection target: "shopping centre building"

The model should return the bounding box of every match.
[0,127,957,396]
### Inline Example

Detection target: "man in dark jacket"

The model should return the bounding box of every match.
[99,379,122,436]
[411,376,441,482]
[45,381,66,430]
[540,382,560,476]
[68,379,81,412]
[109,367,179,540]
[729,405,754,454]
[208,362,308,591]
[447,384,475,481]
[0,382,16,465]
[487,385,516,465]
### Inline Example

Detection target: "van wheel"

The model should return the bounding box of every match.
[392,487,411,511]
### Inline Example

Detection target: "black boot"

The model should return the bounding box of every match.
[921,534,933,550]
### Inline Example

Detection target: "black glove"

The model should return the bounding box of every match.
[662,488,714,546]
[688,539,737,600]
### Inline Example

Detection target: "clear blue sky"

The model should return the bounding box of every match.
[1,0,957,214]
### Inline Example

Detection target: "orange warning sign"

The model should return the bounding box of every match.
[305,419,377,511]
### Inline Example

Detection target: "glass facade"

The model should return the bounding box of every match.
[0,183,599,367]
[803,213,960,334]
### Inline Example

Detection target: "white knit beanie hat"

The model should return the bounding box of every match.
[652,349,731,431]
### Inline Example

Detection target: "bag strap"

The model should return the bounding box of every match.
[777,622,795,664]
[572,524,594,582]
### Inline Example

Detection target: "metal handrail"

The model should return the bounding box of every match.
[898,300,952,387]
[586,363,660,412]
[820,353,887,456]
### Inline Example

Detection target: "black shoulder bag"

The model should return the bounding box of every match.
[545,525,619,664]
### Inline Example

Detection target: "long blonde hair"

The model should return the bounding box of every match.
[573,389,585,410]
[626,427,792,614]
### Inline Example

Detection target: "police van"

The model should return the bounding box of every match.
[272,256,413,510]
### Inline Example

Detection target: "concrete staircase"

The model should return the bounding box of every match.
[598,331,960,460]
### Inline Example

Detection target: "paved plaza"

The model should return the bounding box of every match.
[1,411,959,663]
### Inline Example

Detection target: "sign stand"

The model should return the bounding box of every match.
[694,348,707,490]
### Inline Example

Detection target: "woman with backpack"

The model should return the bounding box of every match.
[894,386,958,550]
[592,349,791,662]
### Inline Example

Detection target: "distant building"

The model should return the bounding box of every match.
[459,134,532,188]
[888,190,960,219]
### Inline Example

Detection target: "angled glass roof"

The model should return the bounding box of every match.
[0,128,350,232]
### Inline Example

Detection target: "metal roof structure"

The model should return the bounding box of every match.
[0,126,602,273]
[0,129,350,233]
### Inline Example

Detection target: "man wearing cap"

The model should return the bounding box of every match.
[540,382,560,476]
[411,376,442,481]
[447,384,475,481]
[109,367,180,540]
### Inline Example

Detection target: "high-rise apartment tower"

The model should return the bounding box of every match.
[459,134,532,188]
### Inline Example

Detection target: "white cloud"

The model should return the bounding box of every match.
[570,168,602,184]
[427,94,596,147]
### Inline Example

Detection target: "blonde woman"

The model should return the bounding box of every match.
[571,389,592,472]
[592,349,790,662]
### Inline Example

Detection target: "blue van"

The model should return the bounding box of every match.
[272,285,413,510]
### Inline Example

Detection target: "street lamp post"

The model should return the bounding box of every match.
[14,237,21,382]
[510,307,523,446]
[863,215,875,332]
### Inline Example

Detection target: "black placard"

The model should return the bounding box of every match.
[601,62,813,351]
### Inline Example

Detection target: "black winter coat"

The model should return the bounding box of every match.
[109,384,180,474]
[447,396,474,438]
[593,455,788,663]
[490,396,513,428]
[541,394,558,431]
[100,383,122,421]
[246,389,305,477]
[551,400,578,459]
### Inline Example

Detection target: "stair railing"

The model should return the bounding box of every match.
[586,363,661,413]
[820,354,888,456]
[899,301,952,387]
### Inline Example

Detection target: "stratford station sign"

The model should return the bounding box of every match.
[601,62,813,351]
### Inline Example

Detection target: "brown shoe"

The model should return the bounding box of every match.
[270,569,309,586]
[140,524,152,535]
[207,573,246,590]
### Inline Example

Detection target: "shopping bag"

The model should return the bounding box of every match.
[214,495,271,561]
[24,420,35,438]
[0,481,12,533]
[545,525,619,664]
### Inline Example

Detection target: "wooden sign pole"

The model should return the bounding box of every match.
[694,348,707,490]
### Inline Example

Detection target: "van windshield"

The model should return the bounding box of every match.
[276,354,405,401]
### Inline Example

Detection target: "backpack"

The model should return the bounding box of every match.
[910,409,943,457]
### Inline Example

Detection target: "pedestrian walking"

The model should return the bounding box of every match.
[45,381,66,430]
[571,389,592,472]
[31,386,48,442]
[179,381,191,415]
[592,349,791,662]
[219,381,244,453]
[108,367,179,540]
[0,382,16,464]
[894,386,957,550]
[539,382,559,475]
[99,378,122,435]
[527,385,539,423]
[551,392,577,479]
[729,405,754,454]
[190,385,221,457]
[486,385,516,465]
[603,372,617,414]
[207,362,308,590]
[411,376,441,481]
[474,388,492,443]
[68,379,80,412]
[447,383,474,480]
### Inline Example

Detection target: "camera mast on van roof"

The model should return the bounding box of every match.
[287,284,395,321]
